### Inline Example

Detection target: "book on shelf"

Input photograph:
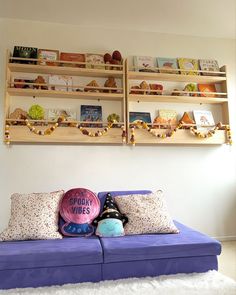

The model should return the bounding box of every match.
[198,84,216,97]
[156,57,179,74]
[47,109,77,121]
[60,52,85,68]
[133,56,157,72]
[129,112,151,124]
[80,105,102,127]
[153,109,177,128]
[178,58,199,75]
[12,46,38,64]
[193,110,215,131]
[38,49,59,66]
[86,53,104,69]
[199,59,220,76]
[48,75,73,91]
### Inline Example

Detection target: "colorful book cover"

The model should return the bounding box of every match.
[129,112,151,123]
[60,52,85,68]
[157,57,179,74]
[49,75,73,92]
[47,109,76,121]
[38,49,59,66]
[178,58,199,75]
[80,105,102,127]
[198,84,216,97]
[86,53,104,69]
[13,46,38,64]
[133,56,157,72]
[199,59,220,76]
[193,110,215,130]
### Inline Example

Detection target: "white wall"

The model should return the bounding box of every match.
[0,18,236,239]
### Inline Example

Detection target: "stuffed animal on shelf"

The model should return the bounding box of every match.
[130,85,141,94]
[28,104,45,120]
[104,77,117,93]
[84,80,100,92]
[103,50,122,70]
[139,81,149,94]
[9,108,28,124]
[93,193,128,237]
[149,84,163,95]
[33,75,48,90]
[183,83,198,96]
[107,113,120,124]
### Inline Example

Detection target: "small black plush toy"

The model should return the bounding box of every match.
[93,193,128,237]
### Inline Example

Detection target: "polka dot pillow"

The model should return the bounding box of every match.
[0,190,64,241]
[114,191,179,235]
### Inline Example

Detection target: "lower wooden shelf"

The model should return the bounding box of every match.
[8,126,124,144]
[128,129,227,145]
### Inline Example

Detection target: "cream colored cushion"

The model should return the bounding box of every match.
[0,190,64,241]
[114,191,179,235]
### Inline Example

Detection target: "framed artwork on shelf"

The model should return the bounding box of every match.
[12,46,38,64]
[129,112,151,124]
[157,57,179,74]
[193,110,215,130]
[133,56,157,72]
[199,59,219,76]
[60,52,86,68]
[38,49,59,66]
[86,54,104,69]
[178,58,199,75]
[47,109,77,121]
[80,105,103,127]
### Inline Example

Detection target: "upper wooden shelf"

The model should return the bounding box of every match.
[127,71,226,83]
[8,63,124,78]
[128,94,228,104]
[7,88,124,101]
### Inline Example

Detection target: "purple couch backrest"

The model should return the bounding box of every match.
[97,190,152,214]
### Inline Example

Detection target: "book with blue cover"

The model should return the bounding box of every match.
[80,105,102,127]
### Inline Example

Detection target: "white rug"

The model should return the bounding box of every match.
[1,271,236,295]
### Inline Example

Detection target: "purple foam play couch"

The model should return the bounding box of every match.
[0,190,221,290]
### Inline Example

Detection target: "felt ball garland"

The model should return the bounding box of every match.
[5,117,126,144]
[129,120,232,146]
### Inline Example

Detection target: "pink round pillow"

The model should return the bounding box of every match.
[60,188,100,224]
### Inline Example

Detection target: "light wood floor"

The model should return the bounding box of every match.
[218,241,236,280]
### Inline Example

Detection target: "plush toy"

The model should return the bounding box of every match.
[9,108,28,120]
[104,77,117,93]
[139,81,149,94]
[149,84,163,95]
[103,50,122,70]
[33,75,47,90]
[28,104,45,120]
[183,83,198,96]
[107,113,120,123]
[130,85,141,94]
[93,193,128,237]
[84,80,100,92]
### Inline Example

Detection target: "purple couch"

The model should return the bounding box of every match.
[0,190,221,290]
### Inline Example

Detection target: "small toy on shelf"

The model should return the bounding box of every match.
[149,84,163,95]
[139,81,149,94]
[183,83,198,96]
[28,104,45,120]
[130,85,141,94]
[104,77,117,93]
[9,108,28,124]
[103,50,122,70]
[171,89,181,96]
[84,80,100,92]
[33,75,48,90]
[107,113,120,124]
[179,112,195,129]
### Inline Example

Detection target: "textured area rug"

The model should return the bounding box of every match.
[1,271,236,295]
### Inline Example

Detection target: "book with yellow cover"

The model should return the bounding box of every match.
[178,58,199,75]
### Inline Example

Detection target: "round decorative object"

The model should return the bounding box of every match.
[28,104,45,120]
[60,188,100,224]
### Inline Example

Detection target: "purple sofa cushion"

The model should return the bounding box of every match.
[0,236,103,271]
[100,221,221,263]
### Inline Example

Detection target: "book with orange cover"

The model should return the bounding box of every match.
[198,84,216,97]
[60,52,85,68]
